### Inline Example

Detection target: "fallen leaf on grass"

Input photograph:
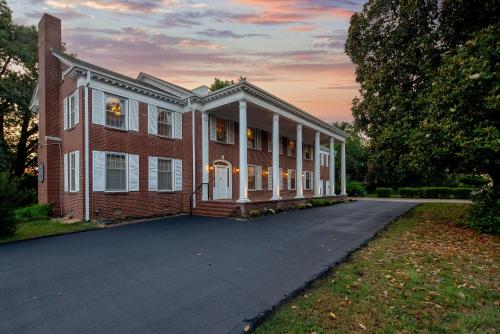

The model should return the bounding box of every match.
[359,323,367,330]
[330,312,336,319]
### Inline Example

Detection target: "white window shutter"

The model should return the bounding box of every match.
[174,159,183,191]
[91,89,105,125]
[63,97,68,130]
[92,151,105,192]
[174,112,183,139]
[256,129,262,150]
[311,172,314,191]
[74,151,80,192]
[74,90,80,126]
[279,168,283,190]
[268,132,272,152]
[128,154,139,191]
[128,99,139,131]
[63,153,68,192]
[256,165,262,190]
[287,169,292,190]
[226,120,234,144]
[209,115,216,141]
[148,104,158,135]
[148,156,157,191]
[268,167,272,190]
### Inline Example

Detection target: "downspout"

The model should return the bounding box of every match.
[84,70,90,222]
[189,98,196,208]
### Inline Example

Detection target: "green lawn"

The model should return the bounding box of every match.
[0,219,100,244]
[254,203,499,333]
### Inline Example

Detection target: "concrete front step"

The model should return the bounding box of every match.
[191,202,240,217]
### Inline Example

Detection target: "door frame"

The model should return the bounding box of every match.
[212,159,232,200]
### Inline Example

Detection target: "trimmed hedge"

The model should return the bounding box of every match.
[399,187,473,199]
[310,199,333,207]
[375,187,392,197]
[15,204,51,221]
[347,181,367,196]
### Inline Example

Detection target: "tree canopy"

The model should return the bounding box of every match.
[0,0,38,176]
[346,0,499,187]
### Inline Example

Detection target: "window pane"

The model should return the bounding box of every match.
[106,154,126,191]
[248,166,256,190]
[158,109,172,137]
[247,128,255,148]
[106,95,126,129]
[70,154,76,191]
[216,118,227,143]
[158,159,173,190]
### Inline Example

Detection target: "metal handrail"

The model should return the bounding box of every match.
[189,183,209,215]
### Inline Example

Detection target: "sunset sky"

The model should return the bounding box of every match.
[9,0,365,122]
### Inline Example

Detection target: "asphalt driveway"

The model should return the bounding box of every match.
[0,200,416,334]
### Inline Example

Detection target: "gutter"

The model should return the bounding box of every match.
[84,70,90,222]
[189,98,196,208]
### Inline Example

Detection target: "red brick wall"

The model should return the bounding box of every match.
[88,91,192,221]
[37,14,63,215]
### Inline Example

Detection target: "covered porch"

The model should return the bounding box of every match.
[191,82,348,212]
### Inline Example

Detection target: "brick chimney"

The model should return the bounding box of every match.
[37,14,62,215]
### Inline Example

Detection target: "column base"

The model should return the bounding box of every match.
[270,196,282,201]
[340,193,347,196]
[237,198,251,203]
[294,195,304,199]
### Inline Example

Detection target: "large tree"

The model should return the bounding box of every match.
[346,0,440,186]
[0,0,38,176]
[346,0,498,186]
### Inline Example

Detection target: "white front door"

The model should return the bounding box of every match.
[214,165,231,200]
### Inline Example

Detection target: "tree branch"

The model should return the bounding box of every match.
[0,56,12,78]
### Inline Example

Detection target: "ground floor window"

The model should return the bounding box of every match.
[69,152,77,192]
[248,165,256,190]
[304,171,312,190]
[288,169,296,190]
[106,153,126,191]
[158,158,173,191]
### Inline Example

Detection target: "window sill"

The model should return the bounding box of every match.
[156,190,177,193]
[65,125,78,132]
[156,135,175,140]
[104,190,129,194]
[104,125,129,133]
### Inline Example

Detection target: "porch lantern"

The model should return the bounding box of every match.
[234,167,240,174]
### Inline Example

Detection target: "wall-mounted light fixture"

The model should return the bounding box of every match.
[234,167,240,174]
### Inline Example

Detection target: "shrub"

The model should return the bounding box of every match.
[375,187,392,197]
[310,199,332,207]
[347,181,367,196]
[249,209,260,217]
[298,204,306,210]
[15,204,51,221]
[467,184,499,234]
[399,187,472,199]
[0,173,19,237]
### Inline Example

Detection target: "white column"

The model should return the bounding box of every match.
[329,137,336,196]
[237,100,250,203]
[271,114,281,200]
[201,111,209,200]
[314,131,321,197]
[295,124,303,198]
[340,141,347,195]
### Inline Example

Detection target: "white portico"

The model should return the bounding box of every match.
[194,81,347,204]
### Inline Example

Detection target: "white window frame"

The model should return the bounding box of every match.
[248,164,257,190]
[304,145,312,160]
[216,117,228,144]
[157,157,175,192]
[105,152,128,192]
[304,171,312,190]
[68,93,77,129]
[247,128,260,150]
[288,169,296,190]
[157,108,173,138]
[69,151,77,192]
[105,93,128,130]
[287,139,296,157]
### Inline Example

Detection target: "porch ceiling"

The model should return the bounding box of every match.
[208,102,333,145]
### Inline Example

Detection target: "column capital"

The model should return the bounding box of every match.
[296,123,302,130]
[201,111,209,122]
[272,113,279,121]
[239,100,247,110]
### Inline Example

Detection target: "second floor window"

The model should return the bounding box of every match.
[68,94,77,128]
[247,128,256,149]
[288,139,296,157]
[304,145,312,160]
[158,158,173,191]
[106,95,126,129]
[158,109,173,138]
[216,118,227,143]
[106,153,126,191]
